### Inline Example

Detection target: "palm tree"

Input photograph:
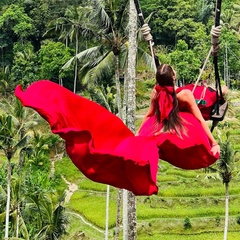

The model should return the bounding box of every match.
[221,4,240,38]
[61,0,129,114]
[0,66,10,97]
[217,132,237,240]
[53,6,96,93]
[26,192,68,240]
[0,114,30,239]
[0,97,39,239]
[195,0,214,24]
[122,1,138,239]
[0,97,40,135]
[9,173,30,240]
[83,84,117,113]
[61,0,154,114]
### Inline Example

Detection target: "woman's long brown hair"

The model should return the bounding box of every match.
[155,64,184,135]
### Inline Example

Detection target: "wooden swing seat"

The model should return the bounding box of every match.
[210,101,228,121]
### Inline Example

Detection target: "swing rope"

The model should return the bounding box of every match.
[133,0,157,73]
[192,25,221,94]
[212,0,224,105]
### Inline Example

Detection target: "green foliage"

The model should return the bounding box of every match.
[218,28,240,80]
[236,215,240,225]
[10,41,39,86]
[84,85,117,113]
[195,0,214,24]
[0,0,239,239]
[215,215,221,226]
[184,217,192,229]
[0,4,35,40]
[38,40,73,83]
[169,40,201,83]
[217,132,237,184]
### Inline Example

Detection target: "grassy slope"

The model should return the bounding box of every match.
[57,157,240,240]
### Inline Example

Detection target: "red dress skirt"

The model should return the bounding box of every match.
[15,80,219,196]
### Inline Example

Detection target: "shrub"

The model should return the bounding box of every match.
[236,216,240,225]
[215,216,221,226]
[184,217,192,230]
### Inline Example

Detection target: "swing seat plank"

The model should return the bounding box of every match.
[210,101,228,121]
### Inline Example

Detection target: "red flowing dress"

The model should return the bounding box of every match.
[176,84,217,120]
[15,80,219,196]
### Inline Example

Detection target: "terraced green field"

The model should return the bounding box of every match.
[56,155,240,240]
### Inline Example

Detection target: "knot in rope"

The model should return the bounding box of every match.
[141,23,153,42]
[211,25,221,56]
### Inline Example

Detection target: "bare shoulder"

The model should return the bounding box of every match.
[177,89,193,102]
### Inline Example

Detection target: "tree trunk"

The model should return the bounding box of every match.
[74,30,79,94]
[16,205,20,238]
[123,1,138,239]
[105,185,110,240]
[126,0,137,133]
[115,189,122,240]
[122,189,129,240]
[5,157,11,240]
[114,55,122,118]
[223,182,229,240]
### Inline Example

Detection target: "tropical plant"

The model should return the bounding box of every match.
[10,42,39,86]
[195,0,214,24]
[221,4,240,37]
[84,84,117,113]
[52,5,96,93]
[0,4,35,43]
[169,40,201,84]
[9,173,30,239]
[60,0,129,114]
[208,131,238,240]
[0,97,40,239]
[26,192,68,240]
[0,97,39,134]
[38,40,73,86]
[0,64,10,96]
[217,132,237,240]
[0,114,31,239]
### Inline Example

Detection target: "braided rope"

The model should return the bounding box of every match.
[141,23,153,42]
[193,25,222,93]
[140,23,156,72]
[211,25,221,56]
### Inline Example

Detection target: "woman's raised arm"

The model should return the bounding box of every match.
[177,89,220,156]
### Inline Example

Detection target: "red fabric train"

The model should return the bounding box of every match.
[15,80,219,196]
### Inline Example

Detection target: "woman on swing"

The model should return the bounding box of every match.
[137,63,220,156]
[15,65,220,195]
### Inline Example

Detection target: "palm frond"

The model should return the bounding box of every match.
[62,46,103,69]
[137,47,156,71]
[76,46,103,63]
[91,0,112,31]
[81,51,114,85]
